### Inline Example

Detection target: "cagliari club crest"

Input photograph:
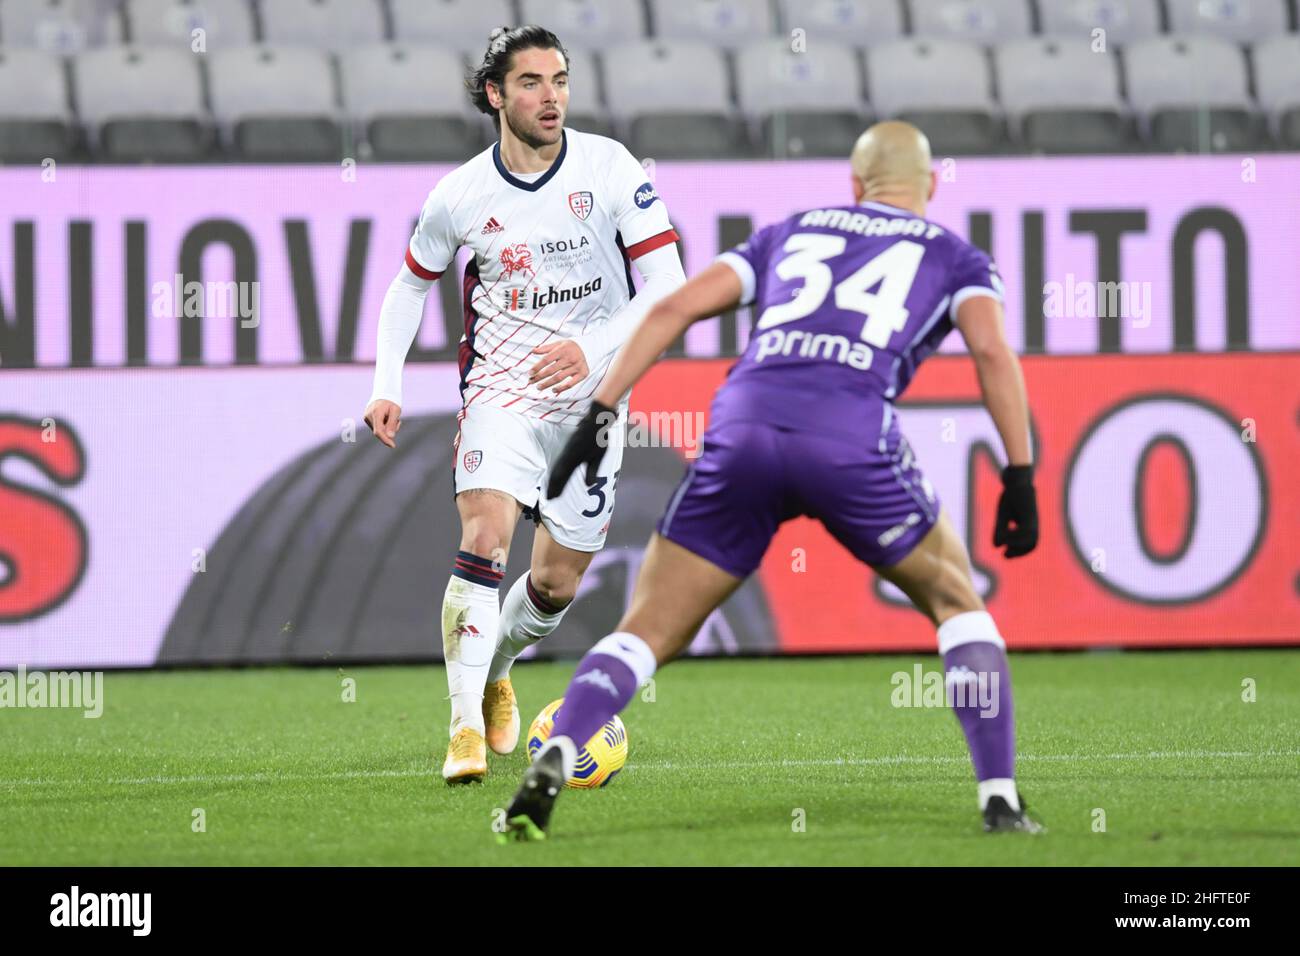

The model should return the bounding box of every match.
[463,450,483,473]
[568,190,593,221]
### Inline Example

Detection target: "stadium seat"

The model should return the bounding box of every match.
[564,113,616,138]
[558,48,614,140]
[774,0,904,46]
[995,39,1134,153]
[74,45,211,160]
[908,0,1032,43]
[209,45,341,160]
[389,0,514,54]
[602,41,749,158]
[1124,36,1262,152]
[867,39,1002,154]
[651,0,775,50]
[125,0,255,49]
[1166,0,1290,46]
[1253,35,1300,149]
[736,38,867,157]
[518,0,646,50]
[340,44,482,161]
[258,0,384,50]
[0,0,124,52]
[0,47,75,161]
[1037,0,1161,48]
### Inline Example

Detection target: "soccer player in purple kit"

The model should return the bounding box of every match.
[499,121,1045,840]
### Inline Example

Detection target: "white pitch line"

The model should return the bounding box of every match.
[640,749,1300,770]
[0,767,433,788]
[0,749,1295,789]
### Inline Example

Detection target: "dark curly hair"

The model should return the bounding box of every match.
[466,25,570,129]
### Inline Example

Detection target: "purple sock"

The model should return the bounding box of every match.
[943,640,1015,781]
[550,634,654,750]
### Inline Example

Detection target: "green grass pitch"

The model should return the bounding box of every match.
[2,651,1298,866]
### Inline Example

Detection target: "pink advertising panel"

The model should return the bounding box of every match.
[2,157,1297,667]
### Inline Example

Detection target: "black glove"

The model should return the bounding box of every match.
[992,464,1038,558]
[546,400,618,500]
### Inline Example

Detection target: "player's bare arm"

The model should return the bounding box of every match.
[544,263,740,497]
[954,295,1033,467]
[955,294,1038,557]
[590,262,742,409]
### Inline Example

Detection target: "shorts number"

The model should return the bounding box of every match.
[581,469,620,518]
[582,477,608,517]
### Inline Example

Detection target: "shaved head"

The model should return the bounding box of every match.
[850,121,935,214]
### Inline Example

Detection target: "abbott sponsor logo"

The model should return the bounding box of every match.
[634,182,659,209]
[0,668,103,718]
[50,886,151,936]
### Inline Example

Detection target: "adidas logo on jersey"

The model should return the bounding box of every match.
[481,217,505,235]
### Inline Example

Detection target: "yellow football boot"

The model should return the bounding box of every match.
[442,727,487,784]
[483,679,521,755]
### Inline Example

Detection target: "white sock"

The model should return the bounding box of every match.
[590,631,659,688]
[936,610,1006,654]
[442,575,500,736]
[978,778,1020,812]
[487,573,570,683]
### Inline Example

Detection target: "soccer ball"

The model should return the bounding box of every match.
[526,698,628,789]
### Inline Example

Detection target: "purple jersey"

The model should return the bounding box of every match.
[711,200,1003,441]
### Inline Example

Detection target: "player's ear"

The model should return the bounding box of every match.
[927,170,937,202]
[486,79,503,110]
[851,173,864,203]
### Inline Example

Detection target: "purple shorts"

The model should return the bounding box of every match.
[655,419,939,579]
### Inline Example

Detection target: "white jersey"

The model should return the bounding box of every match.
[405,129,678,425]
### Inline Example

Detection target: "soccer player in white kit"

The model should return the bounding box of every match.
[363,26,686,783]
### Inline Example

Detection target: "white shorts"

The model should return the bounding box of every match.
[452,402,627,553]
